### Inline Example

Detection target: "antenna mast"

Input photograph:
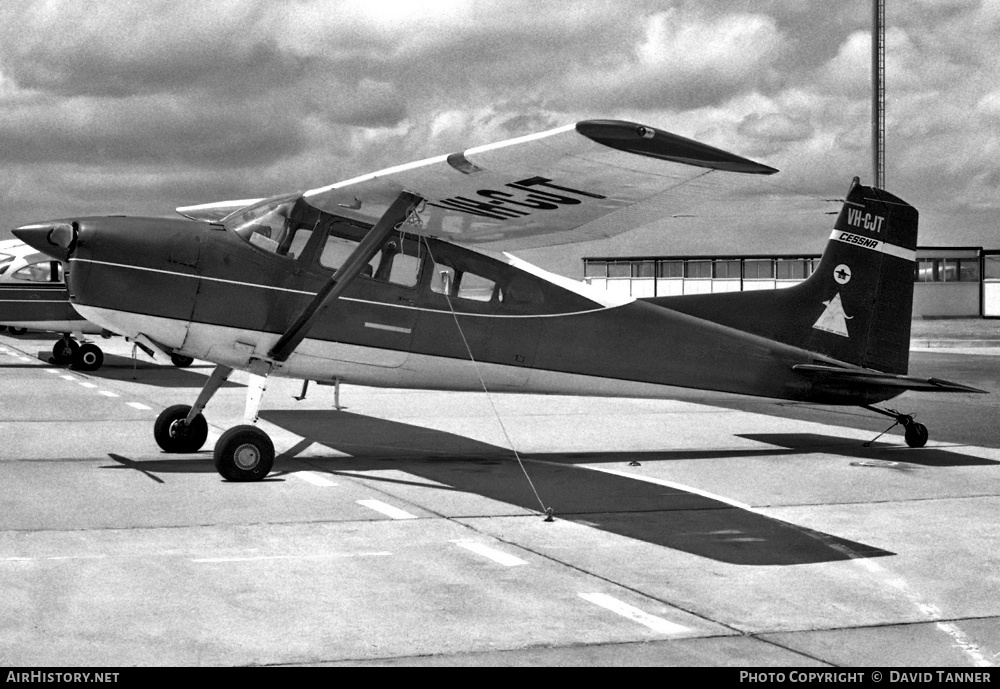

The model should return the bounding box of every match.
[872,0,885,188]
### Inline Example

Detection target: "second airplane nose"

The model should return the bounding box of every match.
[11,222,76,261]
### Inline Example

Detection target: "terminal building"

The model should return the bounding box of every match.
[583,247,1000,318]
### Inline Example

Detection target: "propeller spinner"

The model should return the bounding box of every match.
[11,221,77,261]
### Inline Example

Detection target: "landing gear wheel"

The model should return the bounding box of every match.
[154,404,208,453]
[73,343,104,371]
[214,425,274,482]
[52,338,79,365]
[904,422,929,448]
[170,353,194,368]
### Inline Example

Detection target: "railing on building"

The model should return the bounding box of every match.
[583,247,988,317]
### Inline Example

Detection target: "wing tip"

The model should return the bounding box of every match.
[575,119,778,175]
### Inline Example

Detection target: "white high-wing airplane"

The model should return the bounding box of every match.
[14,120,985,481]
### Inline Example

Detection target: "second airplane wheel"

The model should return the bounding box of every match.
[52,338,79,365]
[214,425,274,482]
[154,404,208,453]
[904,422,928,448]
[73,343,104,371]
[170,353,194,368]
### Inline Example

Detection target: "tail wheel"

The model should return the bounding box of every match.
[73,343,104,371]
[170,353,194,368]
[904,422,929,448]
[214,425,274,482]
[52,338,79,364]
[154,404,208,453]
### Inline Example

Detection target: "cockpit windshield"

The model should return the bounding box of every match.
[223,194,301,255]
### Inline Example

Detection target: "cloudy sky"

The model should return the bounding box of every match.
[0,0,997,275]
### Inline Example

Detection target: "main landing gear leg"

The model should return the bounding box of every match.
[862,405,929,448]
[154,364,233,453]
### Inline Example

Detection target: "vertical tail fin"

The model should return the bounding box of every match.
[805,178,917,373]
[648,178,918,373]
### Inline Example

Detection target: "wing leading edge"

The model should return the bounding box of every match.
[177,120,776,249]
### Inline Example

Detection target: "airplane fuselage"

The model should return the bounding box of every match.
[55,214,900,405]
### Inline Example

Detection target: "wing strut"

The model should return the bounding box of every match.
[267,190,423,364]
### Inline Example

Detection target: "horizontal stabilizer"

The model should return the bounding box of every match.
[793,364,988,394]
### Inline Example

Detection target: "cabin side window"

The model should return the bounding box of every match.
[318,226,423,287]
[11,260,61,283]
[429,260,497,302]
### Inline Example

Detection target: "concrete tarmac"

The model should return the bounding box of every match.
[0,331,998,667]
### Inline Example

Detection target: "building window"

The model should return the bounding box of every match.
[984,256,1000,280]
[632,261,655,278]
[685,260,712,279]
[958,259,980,282]
[607,262,630,278]
[915,257,981,282]
[775,259,808,280]
[744,259,774,279]
[657,260,683,278]
[584,261,607,278]
[713,260,741,279]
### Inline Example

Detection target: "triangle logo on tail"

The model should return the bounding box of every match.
[813,293,852,338]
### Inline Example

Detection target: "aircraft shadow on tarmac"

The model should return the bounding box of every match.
[739,433,999,467]
[106,409,905,567]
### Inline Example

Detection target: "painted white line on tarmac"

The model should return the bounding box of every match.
[192,551,391,563]
[454,540,527,567]
[1,555,106,562]
[98,390,119,397]
[60,375,77,381]
[579,592,690,635]
[295,471,338,487]
[357,499,418,520]
[16,356,30,362]
[126,402,152,410]
[843,551,993,667]
[78,382,97,389]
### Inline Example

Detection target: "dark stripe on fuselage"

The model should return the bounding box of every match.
[0,283,84,323]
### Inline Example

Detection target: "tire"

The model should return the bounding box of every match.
[170,353,194,368]
[52,338,79,365]
[154,404,208,453]
[73,343,104,371]
[214,425,274,482]
[904,422,928,448]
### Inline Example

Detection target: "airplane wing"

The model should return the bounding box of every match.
[792,364,988,394]
[176,120,776,250]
